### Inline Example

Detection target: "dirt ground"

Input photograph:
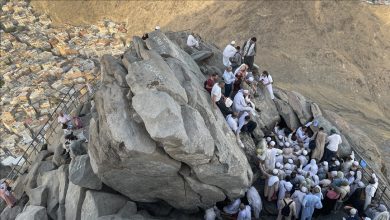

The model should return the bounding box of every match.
[31,0,390,175]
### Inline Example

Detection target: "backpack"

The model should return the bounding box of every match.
[309,140,316,150]
[281,199,293,217]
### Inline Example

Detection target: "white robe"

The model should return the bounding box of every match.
[278,180,293,206]
[364,183,378,210]
[303,160,318,176]
[187,34,199,48]
[265,148,283,171]
[233,90,253,113]
[223,198,241,214]
[223,44,237,67]
[237,205,252,220]
[259,74,274,100]
[247,186,262,218]
[291,190,306,217]
[204,208,216,220]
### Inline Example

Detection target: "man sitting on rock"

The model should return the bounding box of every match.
[204,73,218,94]
[211,80,231,116]
[57,112,72,130]
[187,32,199,49]
[233,89,253,114]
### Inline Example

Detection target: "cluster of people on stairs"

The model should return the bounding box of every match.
[187,33,390,220]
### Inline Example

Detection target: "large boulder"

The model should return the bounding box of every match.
[80,191,128,220]
[24,161,56,194]
[69,155,102,190]
[88,33,252,211]
[274,98,301,130]
[65,182,86,220]
[15,206,48,220]
[29,186,48,206]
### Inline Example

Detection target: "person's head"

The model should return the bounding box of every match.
[211,73,218,80]
[272,169,278,176]
[262,70,269,76]
[269,141,276,148]
[218,81,225,88]
[350,208,357,216]
[232,112,238,118]
[239,203,245,210]
[285,175,291,182]
[341,180,349,186]
[155,26,160,30]
[330,128,337,134]
[59,112,64,117]
[369,178,376,185]
[244,115,251,122]
[291,171,297,178]
[226,66,232,72]
[251,37,257,42]
[230,41,236,46]
[313,186,321,193]
[235,46,240,50]
[284,192,291,198]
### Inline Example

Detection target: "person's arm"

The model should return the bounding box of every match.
[355,170,362,182]
[211,95,217,108]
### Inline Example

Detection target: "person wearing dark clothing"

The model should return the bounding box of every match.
[242,37,257,70]
[204,73,218,94]
[230,46,242,72]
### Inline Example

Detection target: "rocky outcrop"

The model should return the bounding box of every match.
[69,155,102,190]
[80,191,128,220]
[15,206,48,220]
[88,31,252,211]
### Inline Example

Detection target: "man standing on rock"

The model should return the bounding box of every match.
[223,41,237,67]
[242,37,257,70]
[230,46,242,72]
[311,127,327,162]
[323,129,342,162]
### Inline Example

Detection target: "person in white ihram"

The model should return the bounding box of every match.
[246,186,262,219]
[187,33,199,49]
[233,89,253,113]
[237,203,251,220]
[223,41,237,67]
[259,70,275,100]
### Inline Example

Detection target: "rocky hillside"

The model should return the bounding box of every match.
[2,29,388,220]
[31,0,390,173]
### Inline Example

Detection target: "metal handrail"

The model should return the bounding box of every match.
[4,83,95,182]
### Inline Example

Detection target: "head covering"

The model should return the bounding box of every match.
[276,162,282,169]
[284,142,290,147]
[278,135,283,140]
[297,168,303,174]
[322,161,328,166]
[231,41,236,45]
[225,97,233,108]
[272,169,279,175]
[364,218,371,220]
[270,141,275,146]
[248,76,254,82]
[331,171,338,177]
[335,160,340,166]
[279,142,284,147]
[301,186,308,193]
[303,150,308,156]
[330,128,337,134]
[266,137,272,142]
[288,159,293,164]
[284,163,292,170]
[314,185,321,193]
[350,208,357,215]
[243,89,249,94]
[337,171,344,179]
[378,204,387,212]
[353,161,359,166]
[155,26,160,30]
[349,171,355,176]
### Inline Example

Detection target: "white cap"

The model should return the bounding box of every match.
[322,161,328,166]
[270,141,275,146]
[331,171,338,177]
[350,171,355,176]
[248,76,254,82]
[353,161,359,166]
[303,150,308,156]
[276,162,282,168]
[364,218,372,220]
[288,159,293,164]
[285,142,290,147]
[279,142,284,147]
[358,181,365,188]
[272,169,279,175]
[335,161,340,166]
[301,186,308,193]
[297,168,303,174]
[231,41,236,45]
[285,163,292,170]
[243,89,249,94]
[266,137,272,142]
[350,208,357,215]
[155,26,160,30]
[278,135,283,140]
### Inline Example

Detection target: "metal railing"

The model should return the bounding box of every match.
[4,83,95,182]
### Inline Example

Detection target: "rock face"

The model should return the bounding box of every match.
[15,206,48,220]
[88,31,252,211]
[80,191,128,220]
[69,155,102,190]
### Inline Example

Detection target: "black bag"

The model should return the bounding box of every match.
[281,199,293,217]
[6,186,11,191]
[309,140,316,150]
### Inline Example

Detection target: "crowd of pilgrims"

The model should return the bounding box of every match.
[185,35,390,220]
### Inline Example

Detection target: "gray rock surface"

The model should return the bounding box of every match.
[88,32,252,211]
[0,205,23,220]
[15,206,48,220]
[65,182,86,220]
[69,155,102,190]
[29,186,48,206]
[191,51,213,62]
[274,99,301,130]
[80,191,128,220]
